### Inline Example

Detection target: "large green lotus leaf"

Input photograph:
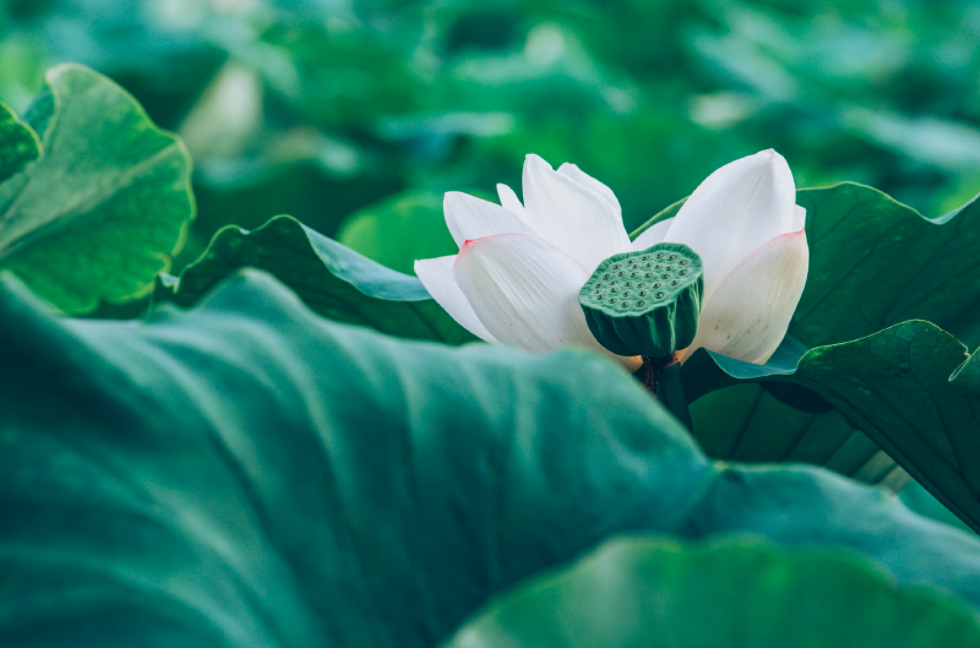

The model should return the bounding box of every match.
[446,538,980,648]
[793,182,980,349]
[0,64,194,314]
[0,269,707,646]
[5,269,980,647]
[336,190,457,275]
[682,320,980,533]
[171,214,476,344]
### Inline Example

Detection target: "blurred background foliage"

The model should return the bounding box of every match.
[2,0,980,272]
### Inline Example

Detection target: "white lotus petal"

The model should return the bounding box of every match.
[557,162,622,219]
[453,233,640,370]
[415,255,496,342]
[678,228,809,365]
[522,154,631,273]
[793,204,806,231]
[496,183,526,218]
[444,191,535,250]
[663,149,797,304]
[631,217,675,251]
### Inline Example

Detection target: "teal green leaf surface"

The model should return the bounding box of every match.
[901,481,974,536]
[447,538,980,648]
[171,214,476,344]
[683,321,980,533]
[0,64,195,314]
[4,270,980,646]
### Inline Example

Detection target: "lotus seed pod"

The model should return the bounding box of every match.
[578,243,703,357]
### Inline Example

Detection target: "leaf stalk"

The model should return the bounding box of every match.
[636,353,692,429]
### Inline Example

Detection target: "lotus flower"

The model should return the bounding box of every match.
[415,150,808,369]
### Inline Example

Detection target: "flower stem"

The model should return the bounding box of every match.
[635,353,693,430]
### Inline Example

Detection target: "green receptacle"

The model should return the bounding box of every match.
[579,242,703,358]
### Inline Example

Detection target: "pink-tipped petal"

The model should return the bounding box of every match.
[679,228,809,365]
[631,217,675,251]
[444,191,536,250]
[496,183,526,218]
[557,162,622,219]
[522,154,631,273]
[664,149,798,304]
[415,255,496,342]
[453,233,640,370]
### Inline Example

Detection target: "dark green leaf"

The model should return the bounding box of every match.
[794,182,980,348]
[684,320,980,533]
[4,270,980,647]
[447,538,980,648]
[689,383,907,488]
[172,214,477,344]
[0,64,195,314]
